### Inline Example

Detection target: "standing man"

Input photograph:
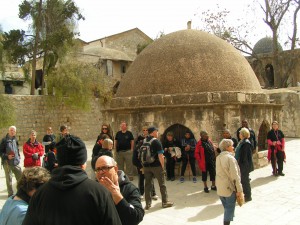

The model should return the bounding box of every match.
[114,121,134,180]
[22,135,122,225]
[143,126,174,210]
[0,126,22,197]
[236,120,257,152]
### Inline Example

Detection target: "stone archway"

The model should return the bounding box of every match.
[258,120,270,151]
[161,123,195,144]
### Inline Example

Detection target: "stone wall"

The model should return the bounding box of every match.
[0,95,103,143]
[266,87,300,137]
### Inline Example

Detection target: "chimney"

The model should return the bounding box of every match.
[187,21,191,29]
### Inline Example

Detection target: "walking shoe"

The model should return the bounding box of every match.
[129,176,134,181]
[162,201,174,208]
[192,177,197,183]
[278,172,285,176]
[204,187,209,193]
[180,177,184,183]
[211,186,217,191]
[170,177,175,181]
[144,204,151,210]
[152,195,159,200]
[140,195,144,201]
[245,197,252,202]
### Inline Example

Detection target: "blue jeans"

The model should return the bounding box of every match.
[220,192,236,222]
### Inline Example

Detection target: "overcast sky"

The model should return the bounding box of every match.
[0,0,273,46]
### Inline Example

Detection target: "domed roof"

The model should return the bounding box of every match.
[253,37,283,55]
[116,29,262,97]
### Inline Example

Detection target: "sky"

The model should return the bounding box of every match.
[0,0,273,47]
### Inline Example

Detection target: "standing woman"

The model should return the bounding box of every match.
[216,139,243,225]
[96,123,113,143]
[235,128,253,202]
[23,130,44,168]
[267,121,286,176]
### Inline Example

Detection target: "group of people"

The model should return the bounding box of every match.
[0,119,286,225]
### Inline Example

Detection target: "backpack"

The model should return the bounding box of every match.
[138,138,157,165]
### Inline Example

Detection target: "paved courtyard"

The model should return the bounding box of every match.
[1,138,299,225]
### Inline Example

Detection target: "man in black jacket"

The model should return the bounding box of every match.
[22,135,121,225]
[95,155,144,225]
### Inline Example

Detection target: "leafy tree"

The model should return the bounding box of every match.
[46,58,113,110]
[1,0,84,95]
[0,95,16,129]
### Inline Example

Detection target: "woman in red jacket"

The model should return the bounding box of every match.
[23,130,44,167]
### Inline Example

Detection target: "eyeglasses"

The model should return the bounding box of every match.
[102,127,108,130]
[95,166,114,173]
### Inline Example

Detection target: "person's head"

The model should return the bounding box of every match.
[166,132,174,141]
[46,127,53,135]
[219,139,234,152]
[101,123,110,134]
[95,155,118,184]
[272,121,279,130]
[185,131,192,139]
[148,126,158,138]
[60,125,68,136]
[120,121,127,132]
[142,126,148,136]
[239,127,250,140]
[30,130,37,142]
[8,126,16,137]
[200,131,209,141]
[55,135,87,169]
[98,134,109,145]
[222,129,232,139]
[102,138,113,150]
[241,120,249,128]
[17,167,50,198]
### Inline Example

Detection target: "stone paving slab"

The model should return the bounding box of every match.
[1,138,299,225]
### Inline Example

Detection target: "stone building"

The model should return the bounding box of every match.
[103,29,282,158]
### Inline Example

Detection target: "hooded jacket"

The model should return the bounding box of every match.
[0,134,20,166]
[23,139,44,167]
[22,166,122,225]
[116,170,144,225]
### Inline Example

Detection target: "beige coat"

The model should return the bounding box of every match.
[216,151,243,197]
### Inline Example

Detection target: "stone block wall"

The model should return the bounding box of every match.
[0,95,103,143]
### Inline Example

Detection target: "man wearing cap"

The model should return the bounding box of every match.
[143,126,174,210]
[22,135,122,225]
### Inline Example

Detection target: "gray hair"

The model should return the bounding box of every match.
[219,139,234,151]
[9,126,16,131]
[99,155,117,166]
[200,130,208,137]
[239,127,250,139]
[102,138,113,149]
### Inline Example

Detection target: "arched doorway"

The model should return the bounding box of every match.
[258,120,270,151]
[265,64,274,87]
[161,123,195,145]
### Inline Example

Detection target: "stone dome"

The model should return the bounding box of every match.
[253,37,283,55]
[116,29,262,97]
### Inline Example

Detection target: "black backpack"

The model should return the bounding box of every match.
[138,138,156,165]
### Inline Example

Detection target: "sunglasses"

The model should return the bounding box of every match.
[102,127,108,130]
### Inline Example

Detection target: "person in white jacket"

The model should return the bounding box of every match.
[216,139,244,225]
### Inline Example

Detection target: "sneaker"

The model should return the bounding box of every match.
[180,177,184,183]
[245,197,252,202]
[151,195,159,200]
[204,187,209,193]
[162,201,174,208]
[192,177,197,183]
[211,186,217,191]
[144,204,151,210]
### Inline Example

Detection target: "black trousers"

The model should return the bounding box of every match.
[241,171,251,199]
[201,162,216,181]
[181,155,196,176]
[271,149,284,174]
[166,156,176,179]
